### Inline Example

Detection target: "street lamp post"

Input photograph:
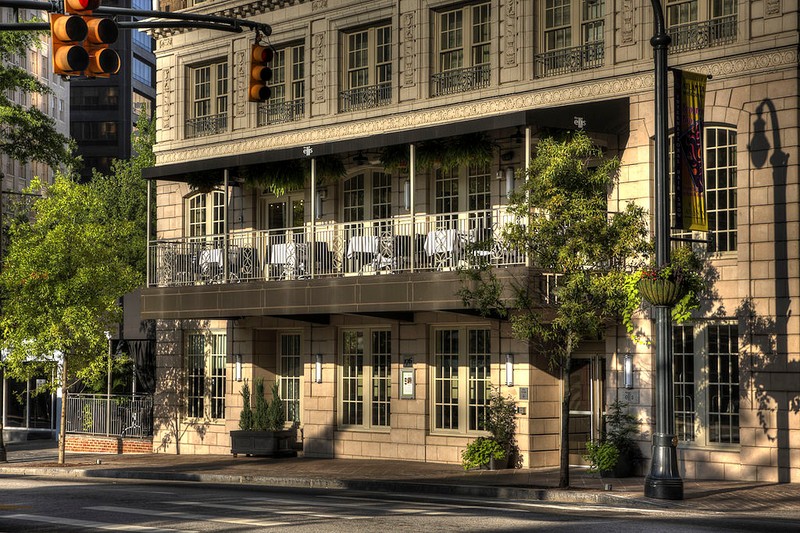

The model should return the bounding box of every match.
[645,0,683,500]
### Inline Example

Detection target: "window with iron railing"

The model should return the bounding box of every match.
[258,44,305,126]
[186,60,228,138]
[340,24,392,112]
[432,2,491,96]
[666,0,737,53]
[535,0,605,78]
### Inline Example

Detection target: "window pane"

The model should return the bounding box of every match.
[371,330,391,427]
[342,331,364,426]
[434,330,459,430]
[281,334,302,423]
[707,324,739,444]
[468,329,491,431]
[187,334,205,418]
[673,325,696,441]
[209,334,226,419]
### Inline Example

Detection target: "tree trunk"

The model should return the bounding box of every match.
[0,367,6,462]
[558,339,573,489]
[58,356,67,465]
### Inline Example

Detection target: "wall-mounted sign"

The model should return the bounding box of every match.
[400,368,415,399]
[519,387,529,401]
[403,357,413,368]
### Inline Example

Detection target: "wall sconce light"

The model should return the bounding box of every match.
[505,353,514,387]
[505,167,515,198]
[234,354,242,382]
[623,353,634,389]
[314,353,323,383]
[403,180,411,211]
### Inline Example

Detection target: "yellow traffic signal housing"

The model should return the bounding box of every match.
[49,14,90,76]
[84,17,120,77]
[249,44,274,102]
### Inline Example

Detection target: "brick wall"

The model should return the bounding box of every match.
[65,434,153,454]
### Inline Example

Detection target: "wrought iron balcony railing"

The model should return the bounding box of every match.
[668,15,738,53]
[431,64,491,97]
[339,83,392,113]
[185,113,227,139]
[257,98,305,126]
[534,41,604,78]
[148,209,527,287]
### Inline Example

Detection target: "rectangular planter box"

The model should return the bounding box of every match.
[230,429,298,457]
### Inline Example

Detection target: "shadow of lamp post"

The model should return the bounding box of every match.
[644,0,684,500]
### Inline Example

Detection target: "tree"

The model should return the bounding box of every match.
[0,175,141,464]
[460,131,650,488]
[0,28,76,169]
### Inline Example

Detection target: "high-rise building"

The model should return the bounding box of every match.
[70,0,156,181]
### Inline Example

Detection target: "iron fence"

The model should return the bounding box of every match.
[66,394,153,438]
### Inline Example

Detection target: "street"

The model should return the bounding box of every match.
[0,477,798,532]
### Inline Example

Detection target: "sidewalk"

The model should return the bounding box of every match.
[2,440,799,515]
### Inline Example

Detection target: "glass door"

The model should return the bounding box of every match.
[568,355,606,465]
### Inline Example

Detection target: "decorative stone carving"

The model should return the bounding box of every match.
[504,0,517,66]
[313,32,326,103]
[402,12,416,87]
[161,66,173,130]
[766,0,781,16]
[621,0,634,44]
[235,49,247,118]
[158,37,173,50]
[312,0,328,11]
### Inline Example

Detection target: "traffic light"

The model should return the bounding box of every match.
[84,16,120,77]
[51,0,119,78]
[49,14,90,76]
[249,44,274,102]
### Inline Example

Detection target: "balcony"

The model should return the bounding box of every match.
[534,42,604,79]
[257,98,305,126]
[148,208,525,288]
[339,83,392,113]
[668,15,737,53]
[185,113,227,139]
[431,64,491,97]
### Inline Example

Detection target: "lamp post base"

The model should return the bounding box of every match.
[644,434,684,500]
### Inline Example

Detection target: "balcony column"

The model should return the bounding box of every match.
[409,143,416,273]
[146,180,151,286]
[310,158,317,278]
[223,168,230,284]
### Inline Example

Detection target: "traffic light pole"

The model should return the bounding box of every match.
[0,0,271,36]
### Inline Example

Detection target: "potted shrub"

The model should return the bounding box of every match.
[462,388,519,470]
[230,378,297,457]
[584,400,641,477]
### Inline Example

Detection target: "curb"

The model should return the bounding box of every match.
[0,465,666,509]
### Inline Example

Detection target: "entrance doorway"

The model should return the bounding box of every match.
[568,356,606,465]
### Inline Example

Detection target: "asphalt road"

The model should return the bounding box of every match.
[0,476,798,532]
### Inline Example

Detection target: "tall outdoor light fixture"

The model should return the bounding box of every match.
[645,0,683,500]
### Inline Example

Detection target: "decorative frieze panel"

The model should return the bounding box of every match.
[160,65,175,131]
[504,0,517,66]
[313,32,326,103]
[402,12,416,87]
[765,0,781,17]
[621,0,635,44]
[234,49,247,118]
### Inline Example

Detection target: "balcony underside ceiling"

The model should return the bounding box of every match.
[140,268,531,322]
[143,98,630,182]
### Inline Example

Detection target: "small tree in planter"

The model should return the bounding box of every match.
[231,378,297,457]
[462,388,520,470]
[584,400,642,477]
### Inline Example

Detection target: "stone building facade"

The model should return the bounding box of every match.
[143,0,799,482]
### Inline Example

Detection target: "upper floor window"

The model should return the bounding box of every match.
[432,2,491,96]
[340,24,392,112]
[186,190,226,239]
[535,0,605,78]
[258,43,305,126]
[670,126,737,252]
[666,0,737,53]
[186,60,228,139]
[132,56,153,85]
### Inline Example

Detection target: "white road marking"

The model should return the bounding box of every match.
[4,513,190,532]
[168,500,368,520]
[87,505,291,527]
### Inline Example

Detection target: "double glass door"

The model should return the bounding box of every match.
[568,356,605,465]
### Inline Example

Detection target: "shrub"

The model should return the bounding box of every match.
[461,437,506,470]
[238,379,254,431]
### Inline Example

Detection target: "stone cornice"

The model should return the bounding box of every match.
[154,47,797,166]
[152,1,307,39]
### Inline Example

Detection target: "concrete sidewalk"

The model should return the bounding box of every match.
[1,440,799,515]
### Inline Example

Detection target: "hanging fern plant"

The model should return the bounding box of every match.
[379,133,496,173]
[239,155,345,196]
[185,169,224,193]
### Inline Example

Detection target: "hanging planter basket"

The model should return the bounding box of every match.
[637,278,686,306]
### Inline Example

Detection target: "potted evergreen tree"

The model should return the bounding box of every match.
[461,388,519,470]
[584,400,641,477]
[230,378,297,457]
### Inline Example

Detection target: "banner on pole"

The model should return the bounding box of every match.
[673,70,708,232]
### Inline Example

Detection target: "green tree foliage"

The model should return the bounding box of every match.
[0,174,142,462]
[460,131,650,488]
[0,27,75,169]
[90,110,155,274]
